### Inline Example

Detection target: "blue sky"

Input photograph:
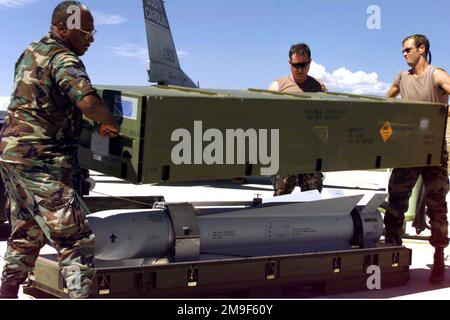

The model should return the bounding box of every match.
[1,0,450,104]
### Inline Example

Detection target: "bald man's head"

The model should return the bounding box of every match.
[52,1,88,25]
[51,1,95,56]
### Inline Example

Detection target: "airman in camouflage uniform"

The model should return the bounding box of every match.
[384,34,450,284]
[0,1,119,298]
[268,43,325,196]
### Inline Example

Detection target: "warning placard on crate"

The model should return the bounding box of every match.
[380,121,393,142]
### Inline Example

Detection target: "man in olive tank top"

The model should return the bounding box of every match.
[385,34,450,284]
[268,43,326,196]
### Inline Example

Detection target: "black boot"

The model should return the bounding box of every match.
[0,282,19,299]
[384,229,403,246]
[429,248,446,284]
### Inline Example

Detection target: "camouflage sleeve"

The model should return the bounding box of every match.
[50,52,97,105]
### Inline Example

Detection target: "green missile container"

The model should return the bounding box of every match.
[78,85,448,184]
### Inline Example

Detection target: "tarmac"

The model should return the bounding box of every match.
[1,169,449,300]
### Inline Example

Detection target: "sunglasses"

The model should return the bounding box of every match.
[78,28,97,39]
[402,47,416,54]
[291,61,311,69]
[52,24,97,39]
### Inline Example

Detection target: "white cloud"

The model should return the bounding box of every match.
[93,11,127,25]
[111,44,190,63]
[0,97,10,111]
[177,50,190,58]
[111,44,149,63]
[309,61,390,96]
[0,0,34,7]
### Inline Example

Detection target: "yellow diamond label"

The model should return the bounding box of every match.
[380,121,393,142]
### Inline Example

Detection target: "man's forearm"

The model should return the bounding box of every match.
[82,102,116,124]
[77,95,116,124]
[386,86,399,98]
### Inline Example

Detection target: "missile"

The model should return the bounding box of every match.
[88,194,385,261]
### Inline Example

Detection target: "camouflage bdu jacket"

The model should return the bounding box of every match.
[0,33,97,170]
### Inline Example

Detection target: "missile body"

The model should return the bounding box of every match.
[88,195,384,261]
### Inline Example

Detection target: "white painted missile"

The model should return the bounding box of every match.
[88,194,385,260]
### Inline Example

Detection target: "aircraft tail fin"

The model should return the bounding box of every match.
[142,0,197,88]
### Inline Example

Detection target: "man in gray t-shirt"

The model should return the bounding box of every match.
[268,43,326,196]
[385,34,450,284]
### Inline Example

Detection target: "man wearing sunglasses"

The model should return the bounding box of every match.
[384,34,450,284]
[268,43,326,196]
[0,1,119,299]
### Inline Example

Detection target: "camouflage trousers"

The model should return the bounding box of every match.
[0,162,95,298]
[384,151,449,248]
[272,172,324,196]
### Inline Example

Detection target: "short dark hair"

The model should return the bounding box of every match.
[403,34,430,55]
[51,1,83,25]
[289,43,311,60]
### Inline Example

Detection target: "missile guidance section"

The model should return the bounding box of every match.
[89,195,385,261]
